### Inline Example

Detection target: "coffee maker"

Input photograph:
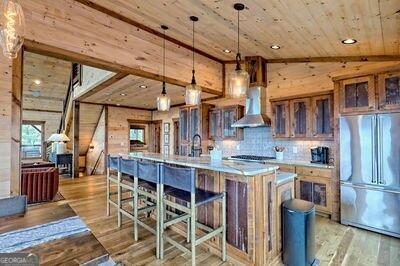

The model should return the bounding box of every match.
[310,146,329,164]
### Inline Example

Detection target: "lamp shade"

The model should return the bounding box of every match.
[48,132,70,142]
[157,93,171,111]
[0,0,25,59]
[228,68,249,98]
[185,83,201,105]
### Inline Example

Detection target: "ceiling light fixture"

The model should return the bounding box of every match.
[139,85,147,89]
[0,0,25,59]
[341,38,357,44]
[228,3,249,99]
[33,79,41,85]
[270,45,281,50]
[185,16,201,105]
[157,25,171,112]
[120,93,127,96]
[223,49,232,53]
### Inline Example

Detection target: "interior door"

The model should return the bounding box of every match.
[340,115,376,184]
[378,113,400,188]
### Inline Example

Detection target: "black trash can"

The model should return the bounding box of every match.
[282,199,317,266]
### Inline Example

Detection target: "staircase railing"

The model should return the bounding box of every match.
[91,150,104,175]
[58,77,73,133]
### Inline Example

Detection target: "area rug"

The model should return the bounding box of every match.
[0,216,89,253]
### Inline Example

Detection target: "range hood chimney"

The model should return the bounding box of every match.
[231,86,271,128]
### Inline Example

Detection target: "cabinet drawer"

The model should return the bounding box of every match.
[296,166,331,178]
[276,164,296,173]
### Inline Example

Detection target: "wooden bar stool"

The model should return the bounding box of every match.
[159,164,227,266]
[133,160,163,258]
[118,157,137,222]
[106,155,122,226]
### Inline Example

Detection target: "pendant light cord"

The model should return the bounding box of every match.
[235,8,242,71]
[162,27,166,95]
[191,19,196,85]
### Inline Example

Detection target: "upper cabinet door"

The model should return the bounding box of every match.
[378,71,400,110]
[340,75,376,114]
[271,101,290,138]
[189,107,200,138]
[311,94,333,140]
[179,108,189,142]
[290,98,311,139]
[222,106,241,139]
[209,108,222,140]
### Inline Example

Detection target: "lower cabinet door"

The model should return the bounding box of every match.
[295,175,332,214]
[225,179,248,252]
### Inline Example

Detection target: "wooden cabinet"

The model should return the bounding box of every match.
[271,92,333,140]
[289,98,311,138]
[208,105,244,141]
[311,94,333,140]
[245,56,267,87]
[295,174,332,214]
[271,101,290,138]
[339,75,376,113]
[378,71,400,110]
[179,104,213,156]
[275,180,295,253]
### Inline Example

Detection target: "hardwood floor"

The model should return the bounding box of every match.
[59,175,400,266]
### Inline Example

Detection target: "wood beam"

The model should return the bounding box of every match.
[73,101,80,178]
[104,105,108,173]
[265,55,400,64]
[23,108,63,114]
[73,0,223,64]
[24,40,223,96]
[75,73,129,101]
[80,101,153,111]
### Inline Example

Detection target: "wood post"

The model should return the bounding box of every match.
[73,101,80,178]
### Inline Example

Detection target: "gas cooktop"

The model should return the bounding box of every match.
[229,155,276,162]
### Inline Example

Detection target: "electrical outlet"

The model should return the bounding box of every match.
[293,146,298,154]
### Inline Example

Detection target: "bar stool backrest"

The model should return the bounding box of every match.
[161,164,196,193]
[136,160,160,184]
[120,157,137,176]
[108,155,120,171]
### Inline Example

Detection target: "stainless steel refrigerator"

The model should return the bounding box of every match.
[340,113,400,238]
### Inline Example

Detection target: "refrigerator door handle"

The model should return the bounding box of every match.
[371,116,377,184]
[377,116,385,185]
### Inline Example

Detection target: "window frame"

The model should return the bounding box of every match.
[21,120,45,160]
[129,124,147,150]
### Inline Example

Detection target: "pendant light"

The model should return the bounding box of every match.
[185,16,201,105]
[0,0,25,59]
[228,3,249,98]
[157,25,171,111]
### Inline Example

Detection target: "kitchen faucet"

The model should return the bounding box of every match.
[191,134,202,157]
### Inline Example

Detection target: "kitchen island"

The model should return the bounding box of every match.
[126,152,292,265]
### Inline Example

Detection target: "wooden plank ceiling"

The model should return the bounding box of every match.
[87,0,400,60]
[23,52,71,112]
[83,74,216,109]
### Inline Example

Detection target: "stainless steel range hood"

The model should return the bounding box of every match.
[231,86,271,128]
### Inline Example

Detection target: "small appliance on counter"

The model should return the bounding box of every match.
[310,146,329,164]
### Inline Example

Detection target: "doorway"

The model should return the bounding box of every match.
[173,118,180,155]
[149,120,162,153]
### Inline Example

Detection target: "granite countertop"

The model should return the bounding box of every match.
[276,172,297,186]
[264,159,334,169]
[126,152,278,176]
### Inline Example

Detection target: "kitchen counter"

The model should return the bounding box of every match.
[127,152,278,176]
[276,172,297,186]
[264,158,334,169]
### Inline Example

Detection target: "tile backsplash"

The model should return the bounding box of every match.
[214,127,335,163]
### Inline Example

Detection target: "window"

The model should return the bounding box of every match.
[21,122,44,159]
[129,125,146,148]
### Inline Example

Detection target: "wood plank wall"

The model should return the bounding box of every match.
[86,108,106,175]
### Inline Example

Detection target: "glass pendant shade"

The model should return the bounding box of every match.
[0,0,25,59]
[185,82,201,105]
[157,92,171,111]
[229,67,249,98]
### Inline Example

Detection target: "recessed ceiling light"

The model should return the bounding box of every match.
[116,103,121,106]
[341,38,357,44]
[106,99,112,102]
[222,49,231,53]
[33,79,41,85]
[270,45,281,50]
[120,93,127,96]
[139,85,147,89]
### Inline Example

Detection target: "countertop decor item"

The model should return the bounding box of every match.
[0,0,25,59]
[185,16,201,105]
[228,3,249,99]
[274,146,285,161]
[157,25,171,111]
